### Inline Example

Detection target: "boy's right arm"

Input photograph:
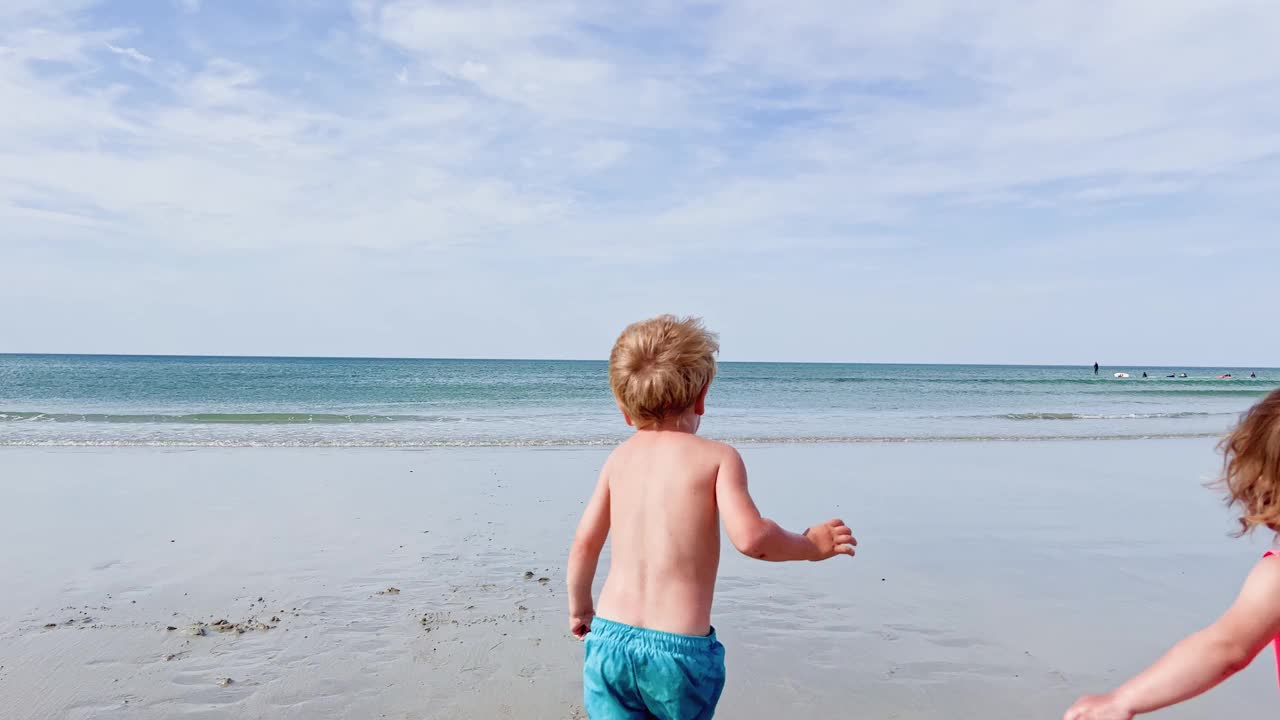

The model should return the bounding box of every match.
[566,463,611,639]
[1064,555,1280,720]
[715,447,856,562]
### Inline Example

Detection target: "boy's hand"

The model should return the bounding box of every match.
[1064,693,1135,720]
[803,518,856,561]
[570,610,594,640]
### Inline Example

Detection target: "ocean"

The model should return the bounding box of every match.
[0,354,1273,448]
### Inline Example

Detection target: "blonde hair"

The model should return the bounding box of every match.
[609,315,719,428]
[1220,388,1280,535]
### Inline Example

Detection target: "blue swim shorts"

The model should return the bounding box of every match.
[583,617,726,719]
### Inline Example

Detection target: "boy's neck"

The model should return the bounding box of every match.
[641,411,700,435]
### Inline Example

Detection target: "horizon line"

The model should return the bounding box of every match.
[0,352,1273,370]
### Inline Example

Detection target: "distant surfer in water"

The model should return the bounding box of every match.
[1142,372,1148,378]
[1094,362,1099,375]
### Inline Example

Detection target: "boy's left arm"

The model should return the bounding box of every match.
[566,465,610,639]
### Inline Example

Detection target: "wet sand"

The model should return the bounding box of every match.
[0,440,1272,718]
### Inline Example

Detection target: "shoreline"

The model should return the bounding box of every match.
[0,430,1230,449]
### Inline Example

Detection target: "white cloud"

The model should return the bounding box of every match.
[105,42,151,64]
[360,1,694,127]
[1,0,1278,360]
[680,2,1280,213]
[573,140,629,172]
[0,0,97,24]
[178,0,201,13]
[5,0,1277,256]
[183,58,262,107]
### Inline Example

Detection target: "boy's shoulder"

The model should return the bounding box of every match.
[692,436,741,460]
[608,434,740,463]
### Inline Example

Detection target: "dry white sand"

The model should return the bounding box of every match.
[0,440,1273,718]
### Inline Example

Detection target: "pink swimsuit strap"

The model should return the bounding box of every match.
[1267,551,1280,691]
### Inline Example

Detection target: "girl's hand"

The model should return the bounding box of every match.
[1064,693,1135,720]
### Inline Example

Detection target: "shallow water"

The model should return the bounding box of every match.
[1,355,1274,447]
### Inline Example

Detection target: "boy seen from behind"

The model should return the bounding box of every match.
[567,315,856,719]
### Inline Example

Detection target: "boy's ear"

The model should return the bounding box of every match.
[694,384,709,416]
[617,401,635,427]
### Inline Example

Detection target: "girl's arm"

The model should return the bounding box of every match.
[1065,555,1280,720]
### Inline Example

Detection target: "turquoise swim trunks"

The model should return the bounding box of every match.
[583,617,726,719]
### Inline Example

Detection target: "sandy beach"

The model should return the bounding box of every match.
[0,439,1273,718]
[6,0,1278,715]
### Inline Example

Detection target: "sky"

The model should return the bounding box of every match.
[0,1,1276,365]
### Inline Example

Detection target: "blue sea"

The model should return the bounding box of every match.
[0,355,1273,447]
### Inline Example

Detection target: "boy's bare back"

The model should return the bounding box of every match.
[571,428,854,637]
[594,431,730,636]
